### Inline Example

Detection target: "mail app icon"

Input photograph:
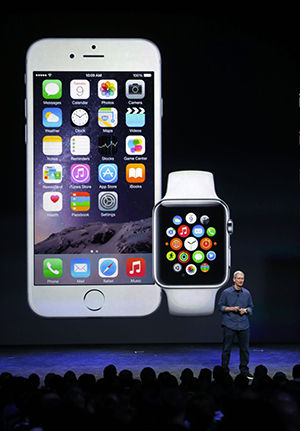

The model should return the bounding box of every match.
[71,258,90,278]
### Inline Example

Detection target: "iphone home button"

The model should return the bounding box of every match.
[84,289,105,311]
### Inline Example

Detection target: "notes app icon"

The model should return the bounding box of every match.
[126,258,146,277]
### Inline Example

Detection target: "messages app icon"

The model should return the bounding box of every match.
[42,80,62,99]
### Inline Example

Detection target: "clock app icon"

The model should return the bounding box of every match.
[71,108,89,127]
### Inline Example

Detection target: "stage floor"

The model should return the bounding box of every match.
[0,344,299,381]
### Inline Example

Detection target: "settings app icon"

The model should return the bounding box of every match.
[98,192,118,211]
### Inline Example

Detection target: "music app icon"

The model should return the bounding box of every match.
[126,258,146,277]
[71,164,90,183]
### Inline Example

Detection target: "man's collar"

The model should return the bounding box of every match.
[232,285,243,292]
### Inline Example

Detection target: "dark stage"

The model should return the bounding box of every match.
[1,344,299,381]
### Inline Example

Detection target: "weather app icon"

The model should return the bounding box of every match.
[98,164,118,184]
[42,108,62,128]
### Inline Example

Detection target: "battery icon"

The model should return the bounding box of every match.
[144,73,152,77]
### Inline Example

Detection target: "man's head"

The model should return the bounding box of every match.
[233,270,245,288]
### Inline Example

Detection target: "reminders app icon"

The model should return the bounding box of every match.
[71,258,90,278]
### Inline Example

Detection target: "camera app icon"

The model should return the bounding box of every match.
[125,80,145,99]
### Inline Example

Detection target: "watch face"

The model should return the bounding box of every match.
[154,200,229,287]
[71,108,89,127]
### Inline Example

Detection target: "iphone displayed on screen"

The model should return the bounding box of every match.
[26,39,162,316]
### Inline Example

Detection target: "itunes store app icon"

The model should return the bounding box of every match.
[71,164,90,183]
[43,192,63,211]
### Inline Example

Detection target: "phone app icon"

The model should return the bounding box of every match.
[42,136,62,156]
[71,164,90,183]
[98,258,118,278]
[42,108,62,128]
[126,164,146,183]
[70,79,90,99]
[207,227,216,237]
[71,258,90,278]
[126,107,145,127]
[70,136,90,156]
[126,258,146,277]
[98,136,118,156]
[43,164,62,183]
[98,80,118,99]
[43,192,62,212]
[42,80,62,99]
[71,192,90,211]
[43,258,63,278]
[98,108,118,127]
[98,164,118,184]
[126,135,145,155]
[125,80,145,99]
[98,192,118,211]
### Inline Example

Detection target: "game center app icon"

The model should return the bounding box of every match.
[126,136,145,155]
[126,258,146,277]
[98,80,118,99]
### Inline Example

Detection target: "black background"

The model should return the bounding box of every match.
[1,10,299,345]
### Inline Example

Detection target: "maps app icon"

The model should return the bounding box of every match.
[98,108,118,127]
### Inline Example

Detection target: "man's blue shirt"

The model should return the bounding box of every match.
[218,285,254,330]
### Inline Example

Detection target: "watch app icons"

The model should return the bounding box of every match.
[43,192,63,212]
[42,108,62,128]
[125,80,145,99]
[71,258,90,278]
[98,80,118,99]
[98,108,118,127]
[98,192,118,211]
[98,164,118,184]
[172,216,182,225]
[42,80,62,99]
[43,258,63,278]
[126,258,146,277]
[70,80,90,99]
[98,258,118,278]
[71,164,90,184]
[42,136,62,156]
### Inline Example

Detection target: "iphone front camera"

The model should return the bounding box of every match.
[92,45,96,50]
[70,53,75,59]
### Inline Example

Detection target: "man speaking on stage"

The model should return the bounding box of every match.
[218,270,254,378]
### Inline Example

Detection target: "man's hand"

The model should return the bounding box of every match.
[239,308,248,315]
[226,306,240,312]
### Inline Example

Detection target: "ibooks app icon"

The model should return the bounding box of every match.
[126,164,146,183]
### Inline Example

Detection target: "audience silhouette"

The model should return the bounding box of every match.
[0,363,299,430]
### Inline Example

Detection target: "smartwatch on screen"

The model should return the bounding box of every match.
[153,170,233,316]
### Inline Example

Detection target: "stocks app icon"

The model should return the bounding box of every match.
[98,136,118,156]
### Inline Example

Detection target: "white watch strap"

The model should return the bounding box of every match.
[165,288,218,316]
[163,170,219,316]
[164,170,218,200]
